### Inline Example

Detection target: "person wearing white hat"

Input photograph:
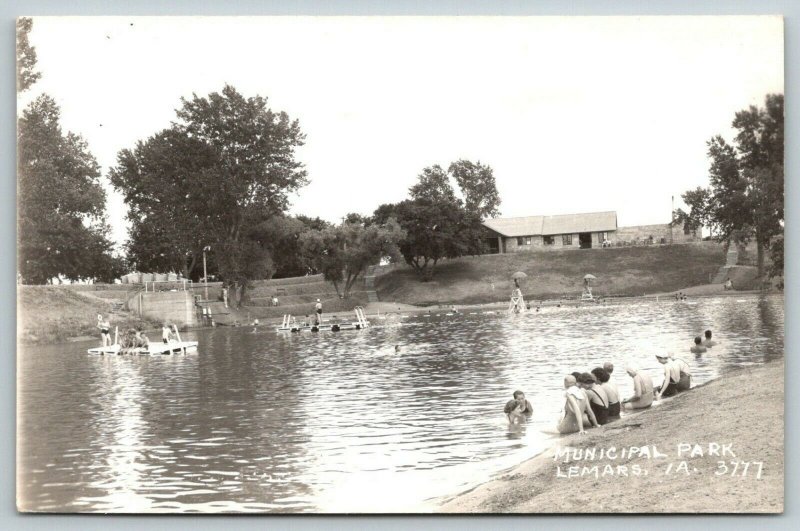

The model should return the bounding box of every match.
[654,353,680,399]
[314,298,323,325]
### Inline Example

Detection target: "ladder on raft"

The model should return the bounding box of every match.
[281,314,297,329]
[354,306,369,328]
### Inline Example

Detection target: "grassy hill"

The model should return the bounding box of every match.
[18,286,158,344]
[375,243,726,305]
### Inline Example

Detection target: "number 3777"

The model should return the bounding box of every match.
[716,461,764,479]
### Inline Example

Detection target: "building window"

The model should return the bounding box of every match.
[543,235,555,245]
[525,236,532,245]
[517,236,532,245]
[517,237,524,246]
[562,234,572,245]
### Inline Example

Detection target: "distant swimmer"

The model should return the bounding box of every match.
[504,390,533,423]
[558,375,598,435]
[703,330,718,348]
[622,366,654,409]
[654,353,680,399]
[395,344,402,354]
[592,367,620,420]
[581,372,611,425]
[690,336,708,354]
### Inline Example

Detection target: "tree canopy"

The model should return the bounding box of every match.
[676,94,783,277]
[372,160,500,281]
[17,18,41,93]
[18,95,122,283]
[110,85,308,305]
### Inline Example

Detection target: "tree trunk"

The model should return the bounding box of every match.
[756,239,765,278]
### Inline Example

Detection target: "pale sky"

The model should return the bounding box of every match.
[20,16,784,248]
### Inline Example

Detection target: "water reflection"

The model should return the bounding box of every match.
[18,294,783,512]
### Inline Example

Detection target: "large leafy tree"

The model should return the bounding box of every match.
[18,95,123,284]
[300,219,405,298]
[110,85,308,305]
[376,161,499,281]
[677,94,783,277]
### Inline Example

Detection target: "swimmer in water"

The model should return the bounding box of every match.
[690,336,708,354]
[703,329,717,348]
[503,390,533,423]
[395,344,402,354]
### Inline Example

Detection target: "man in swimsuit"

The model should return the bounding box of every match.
[162,323,173,344]
[690,336,708,354]
[622,366,654,409]
[703,330,718,348]
[581,372,611,425]
[592,367,621,420]
[655,354,681,399]
[503,390,533,423]
[558,375,598,434]
[97,315,111,346]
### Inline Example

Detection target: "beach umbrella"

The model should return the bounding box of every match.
[583,274,597,280]
[511,271,528,280]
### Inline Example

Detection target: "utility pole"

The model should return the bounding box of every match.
[203,245,211,300]
[670,195,674,245]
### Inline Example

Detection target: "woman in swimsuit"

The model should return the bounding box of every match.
[558,375,598,434]
[580,372,610,425]
[591,367,621,420]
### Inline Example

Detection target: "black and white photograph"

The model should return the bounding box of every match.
[16,15,784,513]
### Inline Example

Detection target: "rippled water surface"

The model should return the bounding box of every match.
[18,294,783,512]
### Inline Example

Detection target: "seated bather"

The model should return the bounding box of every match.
[591,367,620,420]
[580,372,611,425]
[622,366,654,409]
[671,356,692,391]
[690,336,708,354]
[654,353,681,399]
[558,375,598,435]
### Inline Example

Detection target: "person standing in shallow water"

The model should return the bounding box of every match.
[314,299,323,325]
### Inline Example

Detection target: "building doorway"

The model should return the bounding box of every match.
[579,233,592,249]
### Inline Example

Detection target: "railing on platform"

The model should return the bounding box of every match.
[144,280,193,292]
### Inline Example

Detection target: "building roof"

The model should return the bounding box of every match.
[483,211,617,237]
[482,216,544,237]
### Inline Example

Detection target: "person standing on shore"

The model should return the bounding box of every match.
[691,336,708,354]
[622,366,654,409]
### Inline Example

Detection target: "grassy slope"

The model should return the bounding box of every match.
[376,243,726,305]
[18,287,158,344]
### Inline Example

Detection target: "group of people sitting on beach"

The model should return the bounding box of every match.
[505,329,719,435]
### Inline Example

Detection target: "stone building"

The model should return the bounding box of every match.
[482,211,700,253]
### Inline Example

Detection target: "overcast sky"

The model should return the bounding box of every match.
[20,16,783,247]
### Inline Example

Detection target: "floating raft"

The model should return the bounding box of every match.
[88,341,199,355]
[276,306,370,333]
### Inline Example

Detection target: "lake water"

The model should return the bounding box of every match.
[17,294,784,513]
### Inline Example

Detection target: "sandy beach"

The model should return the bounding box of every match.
[441,361,784,513]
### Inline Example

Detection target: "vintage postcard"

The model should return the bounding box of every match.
[16,16,784,513]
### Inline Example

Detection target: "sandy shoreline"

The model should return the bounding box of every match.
[440,361,784,513]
